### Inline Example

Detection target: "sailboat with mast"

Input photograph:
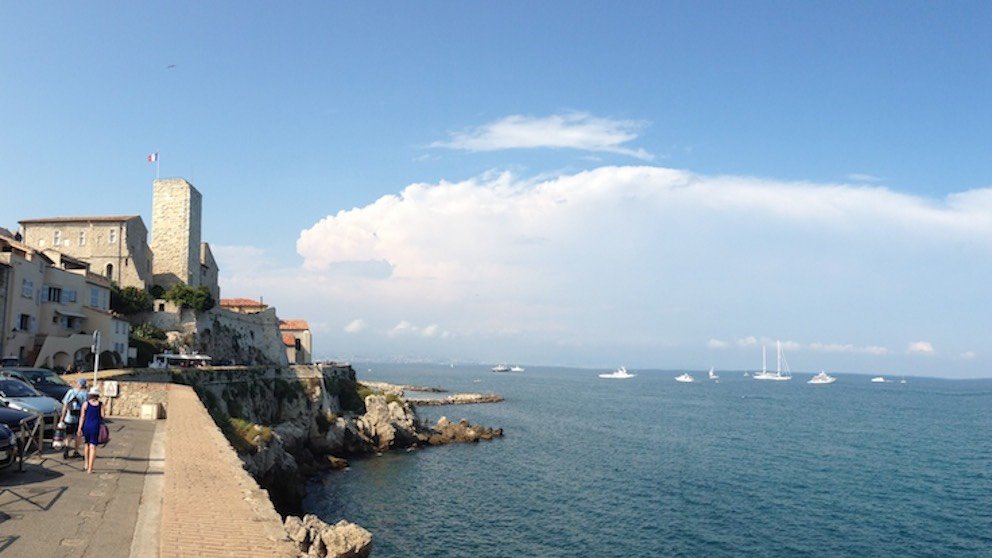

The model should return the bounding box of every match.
[752,341,792,381]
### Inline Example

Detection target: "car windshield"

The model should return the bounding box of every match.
[23,370,69,387]
[0,379,41,398]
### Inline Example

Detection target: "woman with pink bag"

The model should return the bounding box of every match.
[77,387,104,474]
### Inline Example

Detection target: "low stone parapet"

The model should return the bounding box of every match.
[159,385,298,557]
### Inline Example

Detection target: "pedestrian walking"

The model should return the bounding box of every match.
[78,387,103,474]
[59,378,87,459]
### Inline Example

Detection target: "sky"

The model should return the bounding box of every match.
[1,2,990,377]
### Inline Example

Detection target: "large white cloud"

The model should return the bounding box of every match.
[227,166,992,375]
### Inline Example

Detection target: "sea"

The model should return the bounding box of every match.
[302,364,992,557]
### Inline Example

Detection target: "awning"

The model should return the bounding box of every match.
[55,309,88,319]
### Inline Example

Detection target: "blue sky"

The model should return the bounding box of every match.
[2,3,990,377]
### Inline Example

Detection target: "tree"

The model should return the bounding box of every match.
[111,285,152,315]
[164,284,216,312]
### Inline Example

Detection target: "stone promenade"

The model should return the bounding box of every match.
[1,383,299,557]
[0,417,162,557]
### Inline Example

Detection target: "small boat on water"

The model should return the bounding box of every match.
[871,376,886,383]
[807,370,836,384]
[708,367,719,381]
[510,365,525,372]
[492,364,511,373]
[599,366,636,379]
[675,373,695,383]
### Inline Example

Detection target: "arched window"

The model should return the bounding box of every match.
[105,263,114,278]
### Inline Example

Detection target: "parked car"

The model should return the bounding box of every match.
[1,367,72,401]
[0,357,19,367]
[0,423,16,470]
[0,404,36,469]
[0,378,63,437]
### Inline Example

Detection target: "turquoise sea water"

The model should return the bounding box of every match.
[303,364,992,557]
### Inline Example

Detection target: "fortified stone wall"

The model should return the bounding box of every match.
[196,307,290,366]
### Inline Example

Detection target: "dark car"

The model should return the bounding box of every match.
[2,367,72,401]
[0,404,36,470]
[0,423,16,470]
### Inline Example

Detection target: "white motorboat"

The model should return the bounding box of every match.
[599,366,636,379]
[871,376,886,383]
[708,367,719,380]
[492,364,511,373]
[752,341,793,381]
[510,365,525,372]
[675,373,695,383]
[807,370,836,384]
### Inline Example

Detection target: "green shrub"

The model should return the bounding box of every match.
[164,284,215,312]
[111,285,153,315]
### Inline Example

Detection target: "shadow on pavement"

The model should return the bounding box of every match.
[0,485,67,511]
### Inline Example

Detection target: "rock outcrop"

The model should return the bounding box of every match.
[285,514,373,558]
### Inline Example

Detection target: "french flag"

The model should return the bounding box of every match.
[147,152,158,163]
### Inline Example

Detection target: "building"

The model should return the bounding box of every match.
[0,232,127,368]
[219,298,269,314]
[18,215,154,290]
[279,319,312,364]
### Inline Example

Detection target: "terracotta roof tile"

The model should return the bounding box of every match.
[282,333,296,347]
[220,298,266,308]
[279,320,310,331]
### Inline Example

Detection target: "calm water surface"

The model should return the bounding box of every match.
[303,364,992,557]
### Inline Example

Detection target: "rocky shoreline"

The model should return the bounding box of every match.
[179,364,503,557]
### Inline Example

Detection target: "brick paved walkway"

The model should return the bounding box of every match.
[160,386,297,557]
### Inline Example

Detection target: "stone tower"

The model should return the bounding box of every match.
[151,178,202,289]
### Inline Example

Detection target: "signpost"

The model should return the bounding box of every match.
[91,330,101,386]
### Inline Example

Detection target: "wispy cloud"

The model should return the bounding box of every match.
[707,338,729,349]
[960,351,977,360]
[908,341,935,355]
[344,319,367,334]
[846,173,885,183]
[808,342,889,355]
[431,112,653,160]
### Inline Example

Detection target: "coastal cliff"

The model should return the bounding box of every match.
[172,364,502,519]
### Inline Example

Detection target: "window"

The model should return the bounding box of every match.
[21,279,33,297]
[17,314,32,331]
[53,230,61,246]
[63,289,77,303]
[79,231,86,246]
[105,263,113,279]
[90,286,100,307]
[108,228,117,243]
[46,286,62,302]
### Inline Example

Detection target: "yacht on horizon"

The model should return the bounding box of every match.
[752,341,792,381]
[599,366,636,379]
[675,372,695,383]
[808,370,836,384]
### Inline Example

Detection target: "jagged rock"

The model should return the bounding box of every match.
[426,415,504,445]
[320,519,373,558]
[284,515,308,543]
[355,395,420,451]
[326,455,349,470]
[292,515,372,558]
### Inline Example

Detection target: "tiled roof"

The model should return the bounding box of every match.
[279,319,310,331]
[19,215,141,224]
[219,298,266,308]
[282,333,296,347]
